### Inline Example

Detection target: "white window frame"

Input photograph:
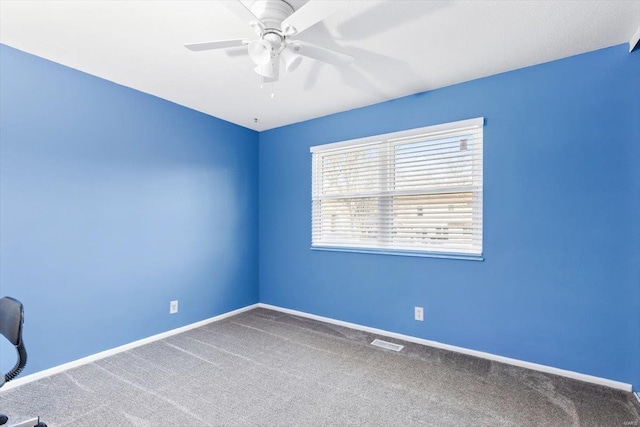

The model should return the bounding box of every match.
[310,117,484,260]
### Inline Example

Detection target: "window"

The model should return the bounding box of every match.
[311,118,483,258]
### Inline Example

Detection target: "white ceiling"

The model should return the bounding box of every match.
[1,0,639,131]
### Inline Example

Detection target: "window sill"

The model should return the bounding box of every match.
[310,246,484,261]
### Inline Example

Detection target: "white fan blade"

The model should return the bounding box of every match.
[294,42,354,66]
[224,1,264,34]
[185,39,247,51]
[281,1,349,36]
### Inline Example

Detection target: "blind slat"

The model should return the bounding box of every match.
[313,187,481,200]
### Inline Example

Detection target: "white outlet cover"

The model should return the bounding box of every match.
[170,300,178,314]
[414,307,424,321]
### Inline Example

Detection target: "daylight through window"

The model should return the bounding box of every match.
[311,118,483,257]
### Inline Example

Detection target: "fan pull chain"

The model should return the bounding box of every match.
[258,75,275,99]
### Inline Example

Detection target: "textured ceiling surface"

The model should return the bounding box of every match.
[1,0,639,131]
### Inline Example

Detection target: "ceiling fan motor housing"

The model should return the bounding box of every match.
[248,0,296,68]
[250,0,294,33]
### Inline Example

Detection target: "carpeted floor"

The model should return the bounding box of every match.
[1,308,639,426]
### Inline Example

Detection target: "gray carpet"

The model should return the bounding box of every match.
[1,308,638,426]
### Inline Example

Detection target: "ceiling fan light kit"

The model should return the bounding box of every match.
[254,62,277,79]
[185,0,353,82]
[248,38,274,65]
[280,46,302,73]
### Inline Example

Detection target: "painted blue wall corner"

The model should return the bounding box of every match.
[0,44,259,375]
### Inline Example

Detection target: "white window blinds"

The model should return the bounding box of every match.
[311,118,483,256]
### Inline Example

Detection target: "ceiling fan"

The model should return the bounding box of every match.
[185,0,354,82]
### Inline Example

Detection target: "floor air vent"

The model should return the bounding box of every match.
[371,339,404,352]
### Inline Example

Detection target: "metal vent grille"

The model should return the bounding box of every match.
[371,339,404,352]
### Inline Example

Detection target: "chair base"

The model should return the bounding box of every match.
[0,416,46,427]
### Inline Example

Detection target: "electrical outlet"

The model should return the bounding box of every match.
[414,306,424,321]
[170,300,178,314]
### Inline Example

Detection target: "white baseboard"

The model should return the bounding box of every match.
[3,302,633,394]
[258,303,633,393]
[0,303,259,392]
[635,392,640,404]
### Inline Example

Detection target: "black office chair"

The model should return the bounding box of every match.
[0,297,47,427]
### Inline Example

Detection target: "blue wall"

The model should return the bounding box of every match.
[633,46,640,392]
[2,42,638,391]
[0,45,259,375]
[259,45,640,389]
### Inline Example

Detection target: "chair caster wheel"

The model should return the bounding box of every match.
[0,414,8,426]
[37,423,48,427]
